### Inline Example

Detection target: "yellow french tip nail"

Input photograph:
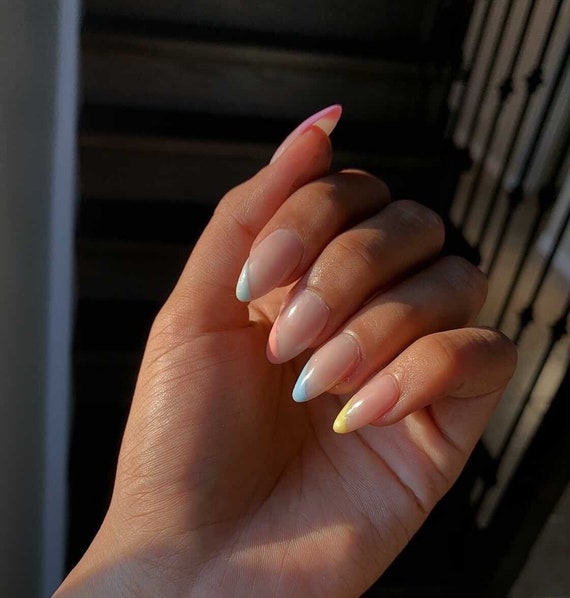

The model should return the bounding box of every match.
[332,375,400,435]
[333,404,351,434]
[333,418,349,434]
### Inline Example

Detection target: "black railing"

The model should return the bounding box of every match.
[459,0,537,232]
[445,0,570,588]
[476,0,565,259]
[485,30,570,279]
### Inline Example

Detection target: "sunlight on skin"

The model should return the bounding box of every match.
[54,108,516,598]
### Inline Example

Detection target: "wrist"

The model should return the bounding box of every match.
[53,517,138,597]
[53,510,209,598]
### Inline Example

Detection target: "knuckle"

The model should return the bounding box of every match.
[215,181,246,215]
[150,302,193,349]
[419,333,461,373]
[393,200,444,232]
[400,302,430,335]
[439,255,488,308]
[306,227,386,292]
[338,169,391,203]
[476,327,518,378]
[333,231,384,270]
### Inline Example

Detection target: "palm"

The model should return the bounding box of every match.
[116,290,441,596]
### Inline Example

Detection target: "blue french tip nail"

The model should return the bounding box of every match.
[292,365,310,403]
[236,260,251,302]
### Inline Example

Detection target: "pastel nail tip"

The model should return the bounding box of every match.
[296,104,342,136]
[292,370,310,403]
[333,398,356,434]
[235,261,251,302]
[333,415,350,434]
[270,104,342,163]
[313,105,342,136]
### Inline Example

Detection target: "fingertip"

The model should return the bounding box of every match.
[266,325,282,364]
[270,104,341,164]
[333,415,350,434]
[314,104,342,137]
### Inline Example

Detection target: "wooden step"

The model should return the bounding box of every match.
[84,0,442,56]
[76,240,190,301]
[74,299,159,352]
[66,395,129,569]
[80,104,442,152]
[80,132,440,203]
[74,352,141,405]
[77,197,213,243]
[82,31,447,128]
[80,134,268,204]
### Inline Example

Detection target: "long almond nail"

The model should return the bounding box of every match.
[333,374,400,434]
[292,333,360,402]
[267,291,329,364]
[270,105,342,164]
[236,229,303,302]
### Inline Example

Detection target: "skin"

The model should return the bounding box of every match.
[55,128,517,597]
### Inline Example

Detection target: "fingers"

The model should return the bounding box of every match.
[236,170,390,301]
[267,200,446,363]
[333,327,517,439]
[292,256,488,402]
[166,110,337,331]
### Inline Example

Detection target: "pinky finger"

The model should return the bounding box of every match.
[333,327,517,447]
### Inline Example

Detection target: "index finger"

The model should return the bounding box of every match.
[165,113,336,332]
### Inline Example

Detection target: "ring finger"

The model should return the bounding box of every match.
[292,256,488,402]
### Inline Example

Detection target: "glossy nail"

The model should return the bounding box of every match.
[236,229,303,302]
[292,333,361,402]
[267,290,329,364]
[270,104,342,164]
[333,374,400,434]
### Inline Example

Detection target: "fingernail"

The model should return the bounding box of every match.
[236,229,303,302]
[333,374,400,434]
[292,333,361,402]
[270,104,342,164]
[267,290,329,364]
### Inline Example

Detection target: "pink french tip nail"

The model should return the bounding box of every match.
[270,104,343,164]
[333,374,400,434]
[266,290,329,364]
[292,333,361,402]
[235,229,304,302]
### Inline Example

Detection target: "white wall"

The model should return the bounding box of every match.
[0,1,79,596]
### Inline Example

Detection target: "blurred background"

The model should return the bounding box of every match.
[1,0,569,596]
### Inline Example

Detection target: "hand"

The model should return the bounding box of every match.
[56,108,516,597]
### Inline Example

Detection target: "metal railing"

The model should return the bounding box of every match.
[445,0,570,530]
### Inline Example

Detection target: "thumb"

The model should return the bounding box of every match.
[166,108,339,331]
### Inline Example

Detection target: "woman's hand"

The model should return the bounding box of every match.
[56,108,516,597]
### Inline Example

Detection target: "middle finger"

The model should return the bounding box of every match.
[267,200,445,363]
